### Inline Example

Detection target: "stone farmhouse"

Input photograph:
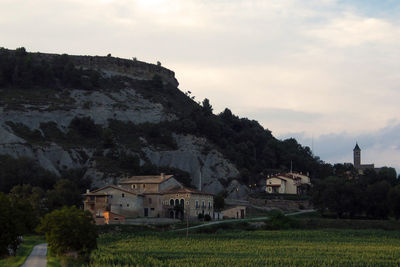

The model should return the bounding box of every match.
[265,172,311,195]
[83,173,214,224]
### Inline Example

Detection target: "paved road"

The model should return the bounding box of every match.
[171,209,315,232]
[21,243,47,267]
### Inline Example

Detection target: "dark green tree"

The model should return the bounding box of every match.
[0,193,20,257]
[46,179,82,211]
[36,206,97,257]
[388,185,400,219]
[202,98,213,116]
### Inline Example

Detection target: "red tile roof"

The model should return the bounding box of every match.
[85,185,142,196]
[119,174,174,184]
[160,186,214,196]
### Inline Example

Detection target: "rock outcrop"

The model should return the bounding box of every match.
[0,54,242,197]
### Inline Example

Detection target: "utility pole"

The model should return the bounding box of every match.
[186,203,189,238]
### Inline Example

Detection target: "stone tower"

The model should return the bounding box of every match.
[353,143,361,168]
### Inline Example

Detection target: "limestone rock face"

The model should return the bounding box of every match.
[143,134,239,194]
[0,88,241,197]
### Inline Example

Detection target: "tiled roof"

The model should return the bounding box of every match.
[85,185,142,196]
[160,186,214,196]
[119,174,174,184]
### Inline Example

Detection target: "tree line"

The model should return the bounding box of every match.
[312,165,400,219]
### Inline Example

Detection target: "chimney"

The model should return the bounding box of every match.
[161,173,165,180]
[86,189,90,194]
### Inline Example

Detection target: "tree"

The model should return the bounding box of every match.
[214,193,225,211]
[46,179,82,211]
[36,206,97,257]
[388,185,400,219]
[202,98,213,116]
[0,193,21,257]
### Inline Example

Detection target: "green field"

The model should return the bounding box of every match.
[86,229,400,266]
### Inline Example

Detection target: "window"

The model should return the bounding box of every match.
[170,199,174,206]
[119,204,122,207]
[196,200,199,208]
[149,198,152,204]
[143,184,146,188]
[202,200,205,208]
[90,196,95,201]
[127,203,129,207]
[122,193,125,198]
[114,217,119,221]
[131,184,136,189]
[208,201,211,209]
[151,208,155,211]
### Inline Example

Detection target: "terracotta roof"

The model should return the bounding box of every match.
[160,186,214,196]
[119,174,174,184]
[85,185,142,196]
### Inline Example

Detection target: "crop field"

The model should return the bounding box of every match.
[87,229,400,266]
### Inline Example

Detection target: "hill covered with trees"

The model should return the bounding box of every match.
[0,47,395,200]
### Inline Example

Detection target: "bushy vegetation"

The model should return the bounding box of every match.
[313,167,400,219]
[37,206,97,257]
[0,47,124,91]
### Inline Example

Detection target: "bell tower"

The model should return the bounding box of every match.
[353,143,361,168]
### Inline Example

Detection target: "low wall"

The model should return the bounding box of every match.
[248,197,312,212]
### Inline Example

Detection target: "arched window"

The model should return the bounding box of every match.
[180,199,184,207]
[170,199,174,206]
[175,199,179,206]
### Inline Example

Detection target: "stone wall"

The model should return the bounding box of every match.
[248,197,312,212]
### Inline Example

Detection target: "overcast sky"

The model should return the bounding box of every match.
[1,0,399,173]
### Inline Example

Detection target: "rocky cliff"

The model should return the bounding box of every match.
[0,49,246,197]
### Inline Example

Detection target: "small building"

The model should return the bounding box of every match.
[266,172,311,195]
[221,206,246,219]
[83,185,144,219]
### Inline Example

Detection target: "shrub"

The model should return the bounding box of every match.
[36,206,97,257]
[263,210,298,230]
[204,214,211,221]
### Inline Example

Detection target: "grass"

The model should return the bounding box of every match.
[85,229,400,266]
[0,235,45,267]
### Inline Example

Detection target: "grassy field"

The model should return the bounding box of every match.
[85,229,400,266]
[0,235,44,267]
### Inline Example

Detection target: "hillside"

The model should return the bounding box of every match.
[0,47,328,198]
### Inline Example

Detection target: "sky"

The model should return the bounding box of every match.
[1,0,400,173]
